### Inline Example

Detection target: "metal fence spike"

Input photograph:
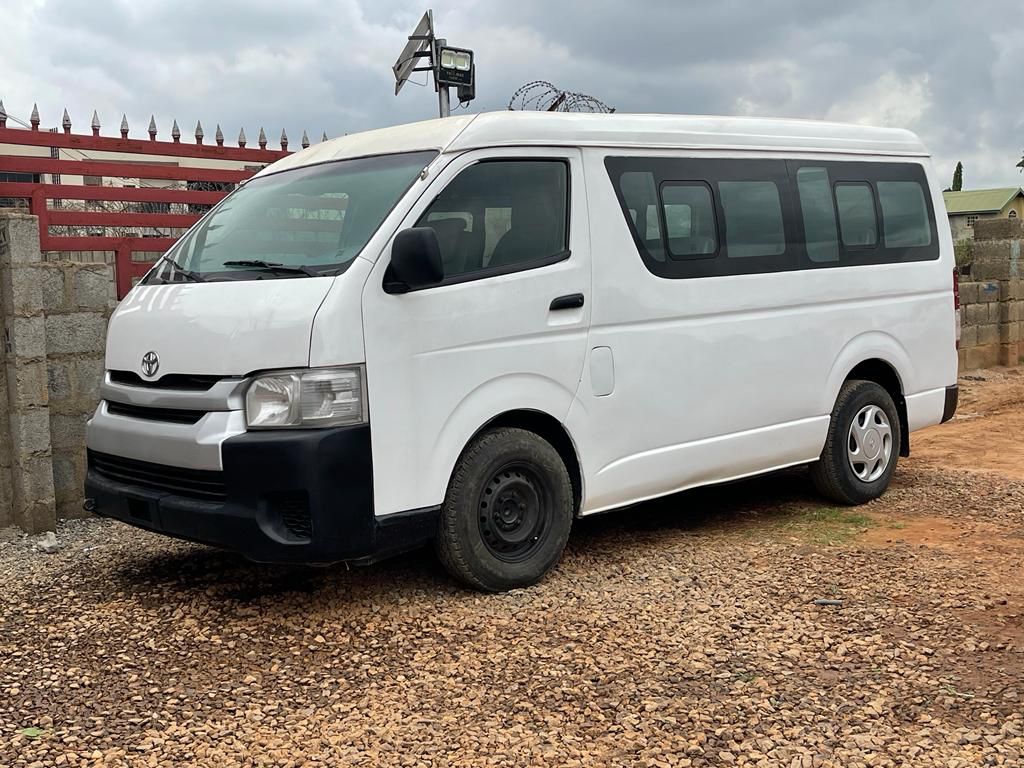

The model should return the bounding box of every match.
[301,130,310,149]
[0,99,6,127]
[62,108,72,133]
[258,127,267,149]
[195,120,204,144]
[120,113,129,138]
[215,124,224,146]
[148,115,157,140]
[171,119,181,143]
[91,110,100,136]
[31,103,40,130]
[280,128,289,150]
[238,127,247,148]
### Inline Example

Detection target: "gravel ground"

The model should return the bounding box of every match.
[2,380,1023,766]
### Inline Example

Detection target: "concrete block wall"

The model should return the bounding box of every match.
[43,262,114,519]
[958,218,1024,370]
[0,225,11,528]
[0,213,113,532]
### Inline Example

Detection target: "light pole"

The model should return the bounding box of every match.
[393,11,475,119]
[435,38,451,118]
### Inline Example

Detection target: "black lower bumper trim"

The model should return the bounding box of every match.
[941,384,959,424]
[85,425,438,565]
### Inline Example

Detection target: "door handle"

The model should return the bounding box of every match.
[549,293,585,311]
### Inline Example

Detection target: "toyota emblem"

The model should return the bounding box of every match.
[141,351,160,378]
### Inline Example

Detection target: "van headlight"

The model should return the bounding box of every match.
[245,366,367,429]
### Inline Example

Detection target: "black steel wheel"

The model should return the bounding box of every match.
[477,463,552,563]
[436,427,573,591]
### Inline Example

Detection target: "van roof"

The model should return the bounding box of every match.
[255,111,928,178]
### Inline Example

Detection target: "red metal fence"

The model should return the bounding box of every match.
[0,104,306,297]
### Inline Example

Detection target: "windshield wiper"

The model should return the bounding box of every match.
[160,257,206,283]
[222,260,319,277]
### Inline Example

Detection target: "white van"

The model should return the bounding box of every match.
[85,112,959,591]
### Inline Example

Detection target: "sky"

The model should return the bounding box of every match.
[1,0,1023,189]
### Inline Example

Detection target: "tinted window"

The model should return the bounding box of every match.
[663,203,690,237]
[417,160,569,278]
[619,171,664,261]
[607,156,937,279]
[796,167,839,263]
[836,183,878,247]
[426,211,472,230]
[878,181,931,247]
[661,184,716,257]
[719,181,785,258]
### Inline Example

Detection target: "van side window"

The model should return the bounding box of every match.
[877,181,931,248]
[660,183,717,258]
[483,207,513,264]
[835,183,878,248]
[607,156,938,278]
[619,171,664,261]
[796,167,839,263]
[718,181,785,258]
[426,211,473,230]
[416,160,569,279]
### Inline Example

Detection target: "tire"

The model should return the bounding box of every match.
[436,427,574,592]
[810,380,901,506]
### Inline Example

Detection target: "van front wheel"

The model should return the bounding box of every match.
[436,427,573,592]
[810,380,901,505]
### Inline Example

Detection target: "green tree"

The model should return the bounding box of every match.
[952,161,964,191]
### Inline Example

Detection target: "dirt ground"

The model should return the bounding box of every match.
[866,367,1024,653]
[910,367,1024,480]
[2,372,1024,767]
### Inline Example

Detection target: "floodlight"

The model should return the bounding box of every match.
[437,46,474,87]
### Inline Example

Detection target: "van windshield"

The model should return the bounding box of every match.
[144,151,437,283]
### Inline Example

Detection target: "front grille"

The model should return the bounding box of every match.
[274,492,313,541]
[106,401,206,425]
[89,451,226,501]
[109,371,226,391]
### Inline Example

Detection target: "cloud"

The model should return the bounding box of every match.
[1,0,1022,186]
[824,73,933,130]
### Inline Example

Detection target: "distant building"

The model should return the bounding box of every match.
[943,187,1023,241]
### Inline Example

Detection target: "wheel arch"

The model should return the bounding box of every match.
[469,410,584,516]
[843,358,910,457]
[825,332,915,458]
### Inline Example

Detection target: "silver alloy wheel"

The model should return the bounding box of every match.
[847,404,893,482]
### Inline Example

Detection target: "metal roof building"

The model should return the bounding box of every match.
[943,187,1024,215]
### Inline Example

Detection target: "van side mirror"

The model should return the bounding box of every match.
[386,227,444,292]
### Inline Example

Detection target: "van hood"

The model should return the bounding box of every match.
[105,278,334,378]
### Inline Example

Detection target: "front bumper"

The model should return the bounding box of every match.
[85,425,437,564]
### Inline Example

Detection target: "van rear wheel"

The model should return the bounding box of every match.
[810,380,901,505]
[436,427,573,592]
